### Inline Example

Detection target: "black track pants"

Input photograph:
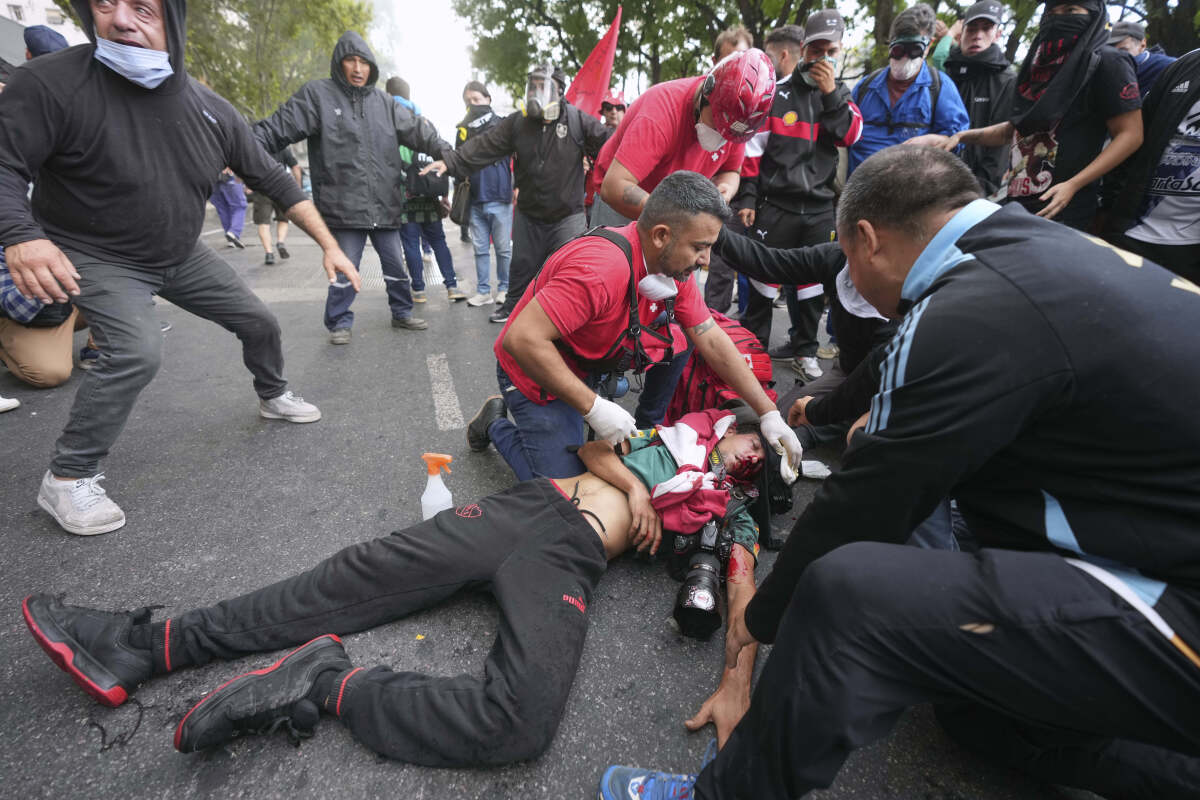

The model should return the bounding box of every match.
[696,543,1200,799]
[161,479,607,766]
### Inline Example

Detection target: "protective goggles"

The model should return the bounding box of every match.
[888,40,928,60]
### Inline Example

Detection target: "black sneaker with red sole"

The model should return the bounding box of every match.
[22,593,153,708]
[174,634,352,753]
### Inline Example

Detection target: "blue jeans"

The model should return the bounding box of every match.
[400,220,456,291]
[469,202,512,295]
[907,498,960,551]
[633,344,693,428]
[490,361,589,481]
[325,228,413,330]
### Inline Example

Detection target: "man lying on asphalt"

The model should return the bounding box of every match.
[23,405,791,765]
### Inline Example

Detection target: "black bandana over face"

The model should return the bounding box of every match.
[1010,0,1108,134]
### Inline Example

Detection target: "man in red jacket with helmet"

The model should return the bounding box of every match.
[590,48,776,228]
[589,49,777,427]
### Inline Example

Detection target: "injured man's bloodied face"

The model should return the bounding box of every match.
[715,428,767,482]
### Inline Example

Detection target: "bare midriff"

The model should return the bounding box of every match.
[550,472,635,559]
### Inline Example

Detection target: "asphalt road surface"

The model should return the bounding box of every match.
[0,215,1100,800]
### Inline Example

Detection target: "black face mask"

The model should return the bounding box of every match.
[465,103,493,121]
[1039,12,1092,39]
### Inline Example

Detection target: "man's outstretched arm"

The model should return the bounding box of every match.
[283,200,361,290]
[687,543,758,747]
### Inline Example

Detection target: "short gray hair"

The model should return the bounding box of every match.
[837,146,982,242]
[765,25,806,49]
[890,3,936,40]
[638,171,732,232]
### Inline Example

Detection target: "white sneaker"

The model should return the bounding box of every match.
[37,471,126,536]
[259,390,322,423]
[793,356,824,382]
[495,291,507,305]
[466,293,494,307]
[0,394,18,413]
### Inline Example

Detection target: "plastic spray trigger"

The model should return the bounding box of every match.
[422,453,452,475]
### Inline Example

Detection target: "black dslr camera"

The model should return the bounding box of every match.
[666,400,796,640]
[670,517,737,640]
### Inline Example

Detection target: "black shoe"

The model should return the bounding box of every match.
[264,252,276,265]
[391,316,428,331]
[488,307,510,324]
[174,634,352,753]
[276,243,290,259]
[22,593,153,708]
[225,231,245,249]
[467,395,507,451]
[767,342,798,361]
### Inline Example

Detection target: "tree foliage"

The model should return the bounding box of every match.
[452,0,1199,93]
[52,0,374,118]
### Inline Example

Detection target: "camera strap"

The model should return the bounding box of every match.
[554,227,676,377]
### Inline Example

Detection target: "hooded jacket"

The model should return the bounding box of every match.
[944,44,1017,194]
[254,32,452,229]
[0,0,306,267]
[440,103,609,223]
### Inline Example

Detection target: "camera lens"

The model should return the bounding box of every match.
[672,553,723,640]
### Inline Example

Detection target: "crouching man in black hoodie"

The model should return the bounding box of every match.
[0,0,361,537]
[602,146,1200,800]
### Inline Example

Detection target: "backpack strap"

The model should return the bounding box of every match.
[852,67,886,106]
[553,227,676,376]
[927,67,941,131]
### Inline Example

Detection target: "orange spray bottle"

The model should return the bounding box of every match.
[420,453,454,520]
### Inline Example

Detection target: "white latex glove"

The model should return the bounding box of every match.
[759,409,803,472]
[584,395,638,444]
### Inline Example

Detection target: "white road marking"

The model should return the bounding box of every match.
[426,353,465,431]
[201,228,224,236]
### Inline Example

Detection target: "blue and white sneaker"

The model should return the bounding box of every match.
[598,739,716,799]
[598,766,697,799]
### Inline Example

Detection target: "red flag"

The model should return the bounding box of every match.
[566,6,622,119]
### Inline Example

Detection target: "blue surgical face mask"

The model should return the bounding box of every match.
[93,37,173,89]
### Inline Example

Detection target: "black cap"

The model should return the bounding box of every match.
[803,9,845,45]
[963,0,1004,24]
[1108,20,1145,43]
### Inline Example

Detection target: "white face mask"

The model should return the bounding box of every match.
[94,37,174,89]
[694,122,726,152]
[888,57,922,82]
[637,273,679,301]
[835,266,886,321]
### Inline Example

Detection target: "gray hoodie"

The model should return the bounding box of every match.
[254,31,451,228]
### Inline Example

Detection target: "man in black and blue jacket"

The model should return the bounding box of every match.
[603,145,1200,800]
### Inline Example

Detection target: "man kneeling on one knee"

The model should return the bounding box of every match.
[465,170,804,483]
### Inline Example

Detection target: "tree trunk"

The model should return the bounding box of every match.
[1146,0,1200,56]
